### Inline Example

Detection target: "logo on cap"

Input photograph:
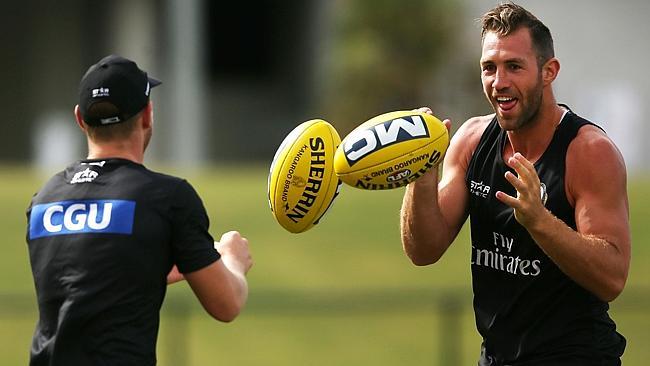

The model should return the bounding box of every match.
[92,87,110,98]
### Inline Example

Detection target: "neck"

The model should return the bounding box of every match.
[504,96,564,163]
[86,139,145,164]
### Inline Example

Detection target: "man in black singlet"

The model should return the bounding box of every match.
[26,55,253,365]
[400,4,630,365]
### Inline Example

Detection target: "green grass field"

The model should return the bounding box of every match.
[1,165,648,365]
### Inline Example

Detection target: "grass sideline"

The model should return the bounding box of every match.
[1,165,648,365]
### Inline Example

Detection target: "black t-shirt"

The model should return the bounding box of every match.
[466,108,626,365]
[26,158,220,366]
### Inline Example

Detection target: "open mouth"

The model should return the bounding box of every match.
[496,96,517,111]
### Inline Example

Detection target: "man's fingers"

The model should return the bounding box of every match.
[442,119,452,133]
[414,106,433,115]
[507,153,537,184]
[504,171,525,193]
[495,190,518,208]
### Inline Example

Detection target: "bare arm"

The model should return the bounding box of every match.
[496,126,630,301]
[400,112,490,265]
[166,265,184,284]
[184,231,253,322]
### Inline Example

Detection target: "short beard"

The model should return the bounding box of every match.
[496,73,544,131]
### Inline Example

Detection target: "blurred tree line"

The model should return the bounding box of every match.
[319,0,469,135]
[0,0,486,164]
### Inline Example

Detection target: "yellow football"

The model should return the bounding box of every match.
[268,119,342,233]
[334,111,449,190]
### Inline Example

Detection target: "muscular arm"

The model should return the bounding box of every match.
[400,114,489,265]
[496,127,630,301]
[185,231,253,322]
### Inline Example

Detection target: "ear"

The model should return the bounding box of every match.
[74,105,88,132]
[542,57,560,85]
[140,101,153,129]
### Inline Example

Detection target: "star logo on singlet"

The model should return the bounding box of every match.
[470,180,491,198]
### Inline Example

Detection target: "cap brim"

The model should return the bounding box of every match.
[148,76,162,87]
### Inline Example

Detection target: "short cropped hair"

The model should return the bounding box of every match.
[480,2,555,65]
[84,101,140,142]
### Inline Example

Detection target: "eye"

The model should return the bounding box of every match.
[482,64,496,73]
[507,63,522,71]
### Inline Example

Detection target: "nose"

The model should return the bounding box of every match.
[492,68,510,91]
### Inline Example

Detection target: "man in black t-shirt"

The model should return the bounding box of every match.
[400,4,630,365]
[26,55,253,365]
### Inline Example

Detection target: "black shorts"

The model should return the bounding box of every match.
[478,344,622,366]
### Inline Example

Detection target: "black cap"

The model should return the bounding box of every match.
[78,55,161,126]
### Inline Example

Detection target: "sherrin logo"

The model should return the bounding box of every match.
[29,200,136,239]
[343,115,430,165]
[284,137,326,223]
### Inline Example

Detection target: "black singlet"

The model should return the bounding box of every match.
[26,158,220,365]
[466,107,625,365]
